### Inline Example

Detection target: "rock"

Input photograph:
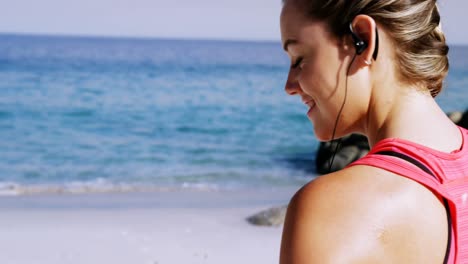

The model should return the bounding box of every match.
[448,109,468,129]
[316,133,370,174]
[448,111,463,124]
[246,205,288,226]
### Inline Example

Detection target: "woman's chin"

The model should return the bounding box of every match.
[312,126,336,142]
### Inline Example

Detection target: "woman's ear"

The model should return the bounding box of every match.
[351,14,378,65]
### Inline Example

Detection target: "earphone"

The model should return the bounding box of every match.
[349,23,379,60]
[349,23,368,55]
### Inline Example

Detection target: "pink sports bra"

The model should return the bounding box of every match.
[348,126,468,263]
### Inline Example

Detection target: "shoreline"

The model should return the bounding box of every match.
[0,180,309,197]
[0,187,299,264]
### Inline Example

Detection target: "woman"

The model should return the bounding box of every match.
[279,0,468,263]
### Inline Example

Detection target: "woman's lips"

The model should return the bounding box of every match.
[304,100,315,108]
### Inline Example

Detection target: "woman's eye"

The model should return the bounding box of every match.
[291,57,303,69]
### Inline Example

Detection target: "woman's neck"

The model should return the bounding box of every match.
[365,88,461,153]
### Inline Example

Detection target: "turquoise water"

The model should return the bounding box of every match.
[0,34,466,194]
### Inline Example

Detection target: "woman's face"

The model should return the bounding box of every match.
[280,2,369,141]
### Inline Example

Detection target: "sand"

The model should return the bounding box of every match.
[0,187,299,264]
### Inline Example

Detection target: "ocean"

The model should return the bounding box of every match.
[0,34,466,194]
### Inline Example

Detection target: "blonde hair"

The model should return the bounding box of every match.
[286,0,449,97]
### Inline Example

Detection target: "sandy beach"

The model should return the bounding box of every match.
[0,187,299,264]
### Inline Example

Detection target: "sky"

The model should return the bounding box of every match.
[0,0,467,44]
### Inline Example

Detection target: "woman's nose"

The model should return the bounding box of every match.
[284,68,300,95]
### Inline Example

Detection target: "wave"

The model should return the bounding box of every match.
[0,179,225,196]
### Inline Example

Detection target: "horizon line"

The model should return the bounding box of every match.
[0,31,281,44]
[1,31,467,47]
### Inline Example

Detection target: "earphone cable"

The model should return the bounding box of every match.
[327,53,358,173]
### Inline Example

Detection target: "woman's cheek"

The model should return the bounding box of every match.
[301,64,324,96]
[297,64,314,93]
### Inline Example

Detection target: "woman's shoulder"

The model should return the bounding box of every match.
[289,165,427,232]
[281,165,448,263]
[295,165,432,205]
